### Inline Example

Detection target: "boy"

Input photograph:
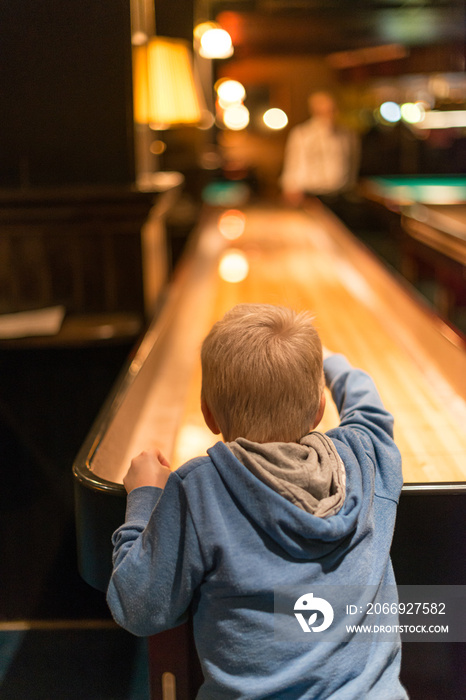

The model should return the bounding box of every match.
[107,303,408,699]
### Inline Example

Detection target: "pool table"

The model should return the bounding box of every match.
[362,175,466,207]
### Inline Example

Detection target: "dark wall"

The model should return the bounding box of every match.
[155,0,194,41]
[1,0,135,188]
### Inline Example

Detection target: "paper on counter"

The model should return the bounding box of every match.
[0,305,65,339]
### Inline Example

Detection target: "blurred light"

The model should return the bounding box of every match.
[218,210,246,240]
[175,424,213,464]
[327,43,408,69]
[199,149,222,170]
[414,185,465,204]
[132,31,148,46]
[216,79,246,105]
[149,140,167,155]
[263,108,288,130]
[199,28,233,59]
[218,250,249,283]
[194,21,218,41]
[414,93,435,110]
[379,101,401,123]
[400,102,424,124]
[381,10,440,45]
[218,95,235,110]
[202,181,250,207]
[223,104,250,130]
[417,110,466,129]
[429,75,450,100]
[132,44,150,124]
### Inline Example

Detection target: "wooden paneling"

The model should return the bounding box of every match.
[0,190,150,315]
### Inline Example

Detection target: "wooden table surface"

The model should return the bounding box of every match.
[401,203,466,266]
[91,204,466,486]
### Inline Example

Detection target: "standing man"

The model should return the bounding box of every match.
[281,91,360,213]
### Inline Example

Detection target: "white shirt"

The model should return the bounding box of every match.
[281,118,359,195]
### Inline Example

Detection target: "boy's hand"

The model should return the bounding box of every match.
[123,449,171,493]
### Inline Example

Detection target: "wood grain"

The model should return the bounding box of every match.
[92,205,466,485]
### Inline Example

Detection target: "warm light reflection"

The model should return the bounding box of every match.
[199,28,233,59]
[327,43,408,68]
[216,79,246,105]
[132,44,150,124]
[218,250,249,283]
[223,104,250,130]
[218,210,246,240]
[149,140,166,155]
[174,424,214,465]
[263,108,288,130]
[132,31,148,46]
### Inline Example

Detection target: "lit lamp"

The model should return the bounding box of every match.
[132,36,203,185]
[133,36,202,128]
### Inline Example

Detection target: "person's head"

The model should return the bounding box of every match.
[307,91,338,125]
[200,304,325,443]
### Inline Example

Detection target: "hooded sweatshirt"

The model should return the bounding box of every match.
[107,354,408,699]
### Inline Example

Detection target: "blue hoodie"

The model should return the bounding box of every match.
[107,355,408,699]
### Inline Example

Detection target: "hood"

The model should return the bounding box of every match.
[228,433,346,518]
[207,434,362,560]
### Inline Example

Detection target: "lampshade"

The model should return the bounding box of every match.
[132,37,202,128]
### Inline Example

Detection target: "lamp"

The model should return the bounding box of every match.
[132,37,203,129]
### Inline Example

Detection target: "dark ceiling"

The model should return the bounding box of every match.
[207,0,466,56]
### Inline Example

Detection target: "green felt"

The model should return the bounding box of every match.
[369,176,466,204]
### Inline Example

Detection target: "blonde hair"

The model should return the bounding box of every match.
[201,304,323,443]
